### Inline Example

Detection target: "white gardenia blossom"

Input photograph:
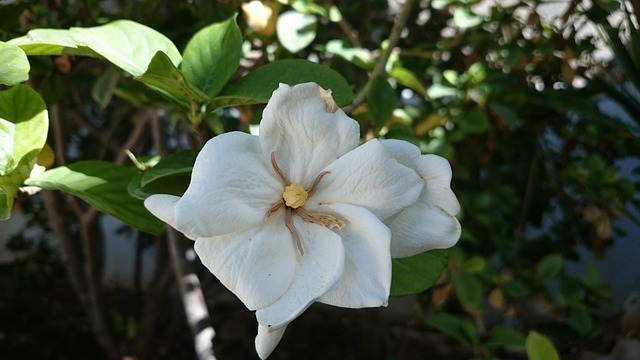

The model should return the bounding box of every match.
[144,82,461,359]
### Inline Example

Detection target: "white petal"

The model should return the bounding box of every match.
[256,218,345,329]
[255,324,287,360]
[416,155,460,215]
[193,212,297,310]
[175,132,282,239]
[316,203,392,308]
[259,82,360,185]
[380,139,421,168]
[144,194,180,228]
[389,205,462,258]
[310,139,423,221]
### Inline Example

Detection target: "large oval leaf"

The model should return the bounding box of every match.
[213,59,354,108]
[181,15,242,98]
[25,161,164,235]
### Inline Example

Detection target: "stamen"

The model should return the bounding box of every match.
[295,207,345,230]
[270,152,290,186]
[307,171,330,197]
[265,199,285,218]
[285,208,304,255]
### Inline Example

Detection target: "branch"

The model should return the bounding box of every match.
[344,0,416,113]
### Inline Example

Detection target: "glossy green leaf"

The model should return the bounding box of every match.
[535,253,564,282]
[213,59,354,108]
[136,52,208,112]
[181,15,242,98]
[128,171,191,200]
[276,11,317,53]
[0,42,30,85]
[9,20,182,78]
[70,20,182,77]
[455,272,483,309]
[0,85,48,176]
[390,249,449,296]
[525,331,560,360]
[25,161,164,235]
[367,76,396,128]
[141,149,197,186]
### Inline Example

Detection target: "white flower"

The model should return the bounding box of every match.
[381,140,461,258]
[145,83,428,358]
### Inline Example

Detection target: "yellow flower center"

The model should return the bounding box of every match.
[266,152,346,256]
[283,183,308,208]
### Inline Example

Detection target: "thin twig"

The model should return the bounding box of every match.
[344,0,416,113]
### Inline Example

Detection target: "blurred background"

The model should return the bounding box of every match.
[1,0,639,359]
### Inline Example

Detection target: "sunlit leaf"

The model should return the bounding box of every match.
[525,331,560,360]
[276,11,317,53]
[0,42,30,85]
[181,15,242,98]
[0,85,48,176]
[70,20,182,77]
[25,161,164,235]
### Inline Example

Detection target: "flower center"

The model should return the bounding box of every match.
[266,152,345,256]
[283,183,307,208]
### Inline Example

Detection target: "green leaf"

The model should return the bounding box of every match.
[569,305,592,335]
[25,161,164,235]
[276,11,317,53]
[128,171,191,200]
[453,7,482,29]
[427,313,478,346]
[8,28,97,57]
[457,107,490,134]
[389,67,427,96]
[525,331,560,360]
[0,42,30,85]
[455,272,483,309]
[70,20,182,77]
[367,76,396,129]
[92,66,120,109]
[213,59,354,108]
[0,156,34,220]
[390,249,449,296]
[181,15,242,98]
[324,40,373,70]
[487,327,526,348]
[136,52,208,112]
[9,20,182,78]
[0,85,48,176]
[142,149,197,186]
[535,253,564,282]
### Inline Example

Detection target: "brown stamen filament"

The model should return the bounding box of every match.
[285,208,304,256]
[295,207,345,230]
[270,152,290,186]
[307,171,330,197]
